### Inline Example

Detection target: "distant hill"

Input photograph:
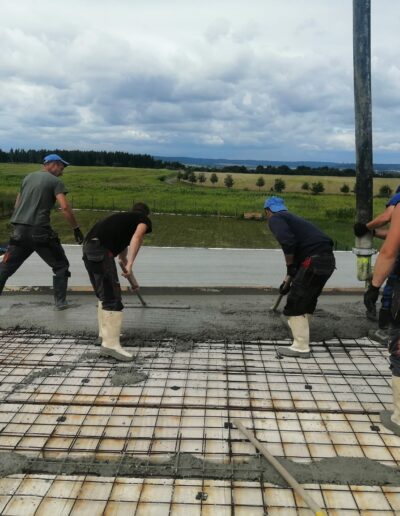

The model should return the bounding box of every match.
[155,155,400,173]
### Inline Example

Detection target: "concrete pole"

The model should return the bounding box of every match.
[353,0,374,281]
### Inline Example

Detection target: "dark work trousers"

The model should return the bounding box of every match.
[0,224,70,295]
[82,239,123,311]
[379,253,400,328]
[283,253,336,317]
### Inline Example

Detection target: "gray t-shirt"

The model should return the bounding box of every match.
[11,171,67,227]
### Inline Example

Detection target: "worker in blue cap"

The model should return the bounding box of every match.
[0,154,84,309]
[264,196,336,358]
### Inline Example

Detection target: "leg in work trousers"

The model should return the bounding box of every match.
[83,240,123,312]
[0,225,70,295]
[380,253,400,329]
[283,253,336,317]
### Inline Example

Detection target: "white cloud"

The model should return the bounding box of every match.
[0,0,399,162]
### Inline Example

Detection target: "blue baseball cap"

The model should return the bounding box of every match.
[264,196,288,212]
[43,154,69,166]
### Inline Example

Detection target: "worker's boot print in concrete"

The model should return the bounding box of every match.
[277,315,311,358]
[100,310,133,362]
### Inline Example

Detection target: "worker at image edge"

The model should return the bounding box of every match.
[0,154,83,309]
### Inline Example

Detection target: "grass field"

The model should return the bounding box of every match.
[0,211,359,250]
[193,171,400,194]
[0,163,392,249]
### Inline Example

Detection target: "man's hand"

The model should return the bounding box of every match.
[73,227,84,244]
[279,278,291,295]
[364,284,380,317]
[286,264,297,278]
[354,222,369,237]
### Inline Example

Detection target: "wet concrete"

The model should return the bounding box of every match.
[380,410,400,437]
[110,366,148,386]
[0,292,376,342]
[0,452,399,486]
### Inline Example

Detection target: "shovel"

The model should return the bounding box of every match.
[269,277,291,313]
[119,263,190,310]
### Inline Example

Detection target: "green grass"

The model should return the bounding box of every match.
[0,163,392,249]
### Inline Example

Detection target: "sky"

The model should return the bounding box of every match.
[0,0,399,163]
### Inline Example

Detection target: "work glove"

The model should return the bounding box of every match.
[354,222,369,237]
[286,264,297,278]
[279,279,291,295]
[73,227,84,244]
[364,284,380,318]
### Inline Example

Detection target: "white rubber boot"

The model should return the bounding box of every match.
[100,310,133,361]
[277,315,310,358]
[95,301,103,346]
[380,375,400,436]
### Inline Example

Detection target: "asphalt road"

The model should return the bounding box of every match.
[1,245,365,289]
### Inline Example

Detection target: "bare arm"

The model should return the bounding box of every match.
[374,228,389,240]
[121,223,148,277]
[56,193,79,229]
[118,248,128,266]
[14,194,20,209]
[371,204,400,287]
[367,205,394,230]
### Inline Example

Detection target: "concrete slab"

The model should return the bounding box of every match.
[0,329,398,515]
[0,292,376,341]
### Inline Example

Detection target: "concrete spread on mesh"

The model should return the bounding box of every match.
[0,293,399,513]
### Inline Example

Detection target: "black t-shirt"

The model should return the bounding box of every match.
[268,211,333,264]
[86,212,152,256]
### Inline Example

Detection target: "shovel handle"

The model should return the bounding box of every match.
[118,262,147,307]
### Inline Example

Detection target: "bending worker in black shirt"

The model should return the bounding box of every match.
[83,203,152,361]
[265,197,336,358]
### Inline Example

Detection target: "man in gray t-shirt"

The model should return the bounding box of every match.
[0,154,84,309]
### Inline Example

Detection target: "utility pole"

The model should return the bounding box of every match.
[353,0,374,281]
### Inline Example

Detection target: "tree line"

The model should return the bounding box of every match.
[178,171,397,197]
[1,148,399,179]
[0,148,183,169]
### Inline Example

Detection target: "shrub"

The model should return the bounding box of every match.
[311,181,324,195]
[379,184,392,197]
[340,183,350,193]
[224,174,234,188]
[274,178,286,193]
[301,182,309,191]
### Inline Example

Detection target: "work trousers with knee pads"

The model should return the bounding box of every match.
[283,252,336,317]
[0,224,70,295]
[83,239,123,312]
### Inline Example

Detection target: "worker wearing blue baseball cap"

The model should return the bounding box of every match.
[0,153,84,310]
[264,196,336,358]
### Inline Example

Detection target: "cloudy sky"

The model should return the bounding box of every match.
[0,0,399,162]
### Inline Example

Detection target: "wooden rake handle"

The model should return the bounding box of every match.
[232,419,326,516]
[118,262,147,307]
